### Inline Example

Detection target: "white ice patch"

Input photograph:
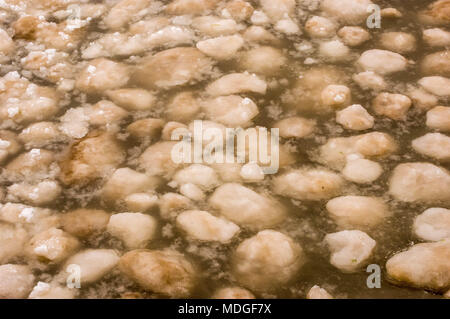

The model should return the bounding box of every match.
[0,139,10,149]
[19,207,34,222]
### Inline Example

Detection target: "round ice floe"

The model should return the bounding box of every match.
[273,117,316,138]
[191,16,238,36]
[325,230,376,273]
[209,183,286,229]
[59,132,125,186]
[426,106,450,132]
[273,168,344,201]
[165,0,218,15]
[179,183,205,201]
[418,76,450,97]
[119,249,196,297]
[206,73,267,96]
[0,264,34,299]
[319,40,351,62]
[372,92,412,121]
[321,0,373,25]
[338,26,370,47]
[240,162,265,182]
[132,47,213,89]
[76,58,129,94]
[353,71,387,91]
[173,164,220,191]
[407,87,439,111]
[196,35,244,60]
[238,46,286,76]
[102,168,160,203]
[7,180,61,206]
[107,213,157,249]
[342,156,383,184]
[176,210,239,242]
[19,122,62,148]
[305,16,337,39]
[423,28,450,47]
[421,50,450,77]
[104,0,152,30]
[63,249,119,284]
[125,193,159,212]
[379,32,416,54]
[201,95,259,128]
[336,104,374,131]
[389,162,450,204]
[224,0,254,22]
[232,230,303,291]
[386,240,450,291]
[159,192,193,220]
[326,196,390,230]
[320,84,351,108]
[106,88,156,111]
[413,208,450,242]
[165,91,200,123]
[306,285,333,299]
[61,209,110,238]
[357,49,407,75]
[26,228,80,264]
[412,133,450,162]
[139,141,182,178]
